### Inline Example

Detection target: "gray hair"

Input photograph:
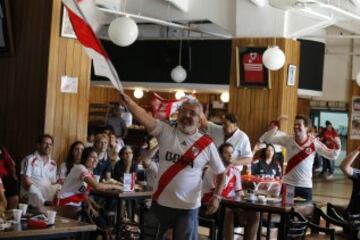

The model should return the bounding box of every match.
[180,99,203,113]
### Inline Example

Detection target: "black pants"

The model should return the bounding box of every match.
[294,187,312,201]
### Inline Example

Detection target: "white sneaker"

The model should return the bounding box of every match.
[325,174,334,180]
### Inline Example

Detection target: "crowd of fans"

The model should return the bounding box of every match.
[0,98,358,240]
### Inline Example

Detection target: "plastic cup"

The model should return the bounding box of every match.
[18,203,28,215]
[94,175,101,183]
[12,209,22,223]
[46,210,57,225]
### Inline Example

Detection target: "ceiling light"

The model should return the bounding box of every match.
[262,46,286,71]
[175,90,185,100]
[220,92,230,103]
[108,17,138,47]
[133,88,144,99]
[171,40,187,83]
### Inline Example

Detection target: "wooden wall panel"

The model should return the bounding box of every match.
[44,0,91,164]
[228,38,300,144]
[297,98,311,117]
[0,0,52,162]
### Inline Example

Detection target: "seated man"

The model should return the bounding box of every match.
[202,143,259,240]
[20,134,59,211]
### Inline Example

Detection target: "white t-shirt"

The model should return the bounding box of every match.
[202,165,242,202]
[150,120,225,209]
[261,129,341,188]
[21,152,57,189]
[20,152,58,204]
[58,164,92,206]
[145,161,159,189]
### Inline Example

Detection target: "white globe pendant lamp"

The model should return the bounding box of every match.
[171,66,187,83]
[108,17,138,47]
[171,40,187,83]
[263,46,286,71]
[356,72,360,86]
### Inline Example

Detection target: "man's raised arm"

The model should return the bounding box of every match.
[119,93,157,133]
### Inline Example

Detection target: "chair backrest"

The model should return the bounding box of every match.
[286,212,308,240]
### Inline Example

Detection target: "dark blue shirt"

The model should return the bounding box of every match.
[347,169,360,214]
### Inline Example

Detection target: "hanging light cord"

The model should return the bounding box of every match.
[179,40,182,65]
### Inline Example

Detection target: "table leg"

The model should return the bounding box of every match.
[139,200,145,240]
[116,199,123,240]
[216,204,225,240]
[278,213,287,240]
[257,211,263,240]
[266,213,272,240]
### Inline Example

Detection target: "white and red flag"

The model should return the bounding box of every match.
[62,0,123,91]
[150,92,187,120]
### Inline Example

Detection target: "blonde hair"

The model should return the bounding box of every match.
[95,133,109,143]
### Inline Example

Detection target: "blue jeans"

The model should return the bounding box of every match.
[151,201,199,240]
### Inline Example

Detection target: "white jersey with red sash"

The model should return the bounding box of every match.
[261,129,341,188]
[202,165,242,203]
[150,120,225,209]
[58,164,93,207]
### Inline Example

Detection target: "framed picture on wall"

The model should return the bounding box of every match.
[287,64,296,86]
[236,46,270,88]
[0,0,14,56]
[60,6,77,39]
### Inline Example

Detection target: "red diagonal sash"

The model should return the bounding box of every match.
[153,135,213,201]
[221,175,237,198]
[285,143,315,175]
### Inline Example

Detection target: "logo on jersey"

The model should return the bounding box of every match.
[305,147,312,154]
[191,146,200,157]
[78,185,86,193]
[165,151,194,168]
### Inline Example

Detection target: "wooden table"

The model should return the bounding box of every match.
[0,216,96,240]
[92,186,153,239]
[217,196,318,240]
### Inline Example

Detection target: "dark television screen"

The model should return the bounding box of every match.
[91,39,231,85]
[298,39,325,92]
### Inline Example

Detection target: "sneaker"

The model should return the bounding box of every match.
[325,174,334,180]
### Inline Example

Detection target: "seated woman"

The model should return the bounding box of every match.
[113,146,137,220]
[202,143,259,240]
[0,177,7,217]
[252,143,282,179]
[0,146,19,209]
[113,146,137,182]
[58,141,85,184]
[57,147,121,240]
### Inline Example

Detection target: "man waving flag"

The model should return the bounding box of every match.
[62,0,123,91]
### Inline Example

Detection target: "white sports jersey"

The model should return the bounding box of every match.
[150,120,225,209]
[259,130,286,153]
[21,152,57,189]
[202,165,242,202]
[207,122,253,159]
[58,164,92,206]
[261,128,340,188]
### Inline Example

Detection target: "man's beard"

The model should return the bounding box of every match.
[178,118,197,134]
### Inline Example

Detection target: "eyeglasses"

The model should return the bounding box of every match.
[178,108,200,117]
